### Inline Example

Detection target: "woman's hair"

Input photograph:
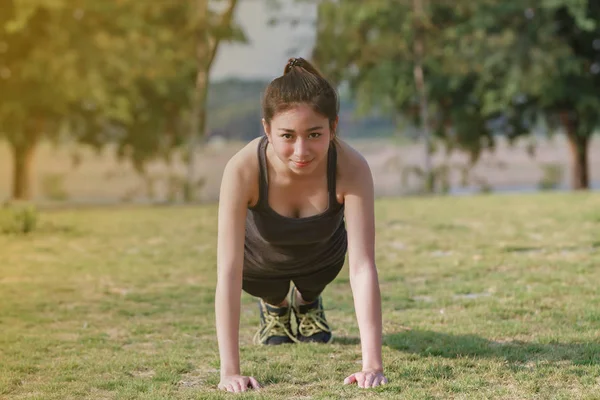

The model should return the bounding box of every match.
[262,57,339,135]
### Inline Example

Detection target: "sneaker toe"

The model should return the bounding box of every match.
[265,336,294,345]
[298,331,332,344]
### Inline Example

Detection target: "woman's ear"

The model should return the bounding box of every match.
[262,118,272,142]
[330,117,339,141]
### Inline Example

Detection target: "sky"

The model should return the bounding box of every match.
[210,0,317,81]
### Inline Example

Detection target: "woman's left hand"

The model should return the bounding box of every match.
[343,369,388,388]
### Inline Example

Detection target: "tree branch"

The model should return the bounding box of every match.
[207,0,238,68]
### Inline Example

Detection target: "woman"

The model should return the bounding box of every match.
[215,57,387,393]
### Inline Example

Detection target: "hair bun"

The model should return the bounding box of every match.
[288,58,303,68]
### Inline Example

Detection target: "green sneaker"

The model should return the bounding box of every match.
[290,286,333,344]
[253,299,298,345]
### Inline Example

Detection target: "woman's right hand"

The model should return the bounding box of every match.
[218,375,261,393]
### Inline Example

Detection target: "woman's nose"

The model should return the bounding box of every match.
[294,139,309,157]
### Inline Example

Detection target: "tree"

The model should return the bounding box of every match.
[313,0,600,191]
[0,0,102,200]
[0,0,246,201]
[461,0,600,190]
[312,0,495,193]
[0,1,192,200]
[412,0,433,190]
[72,1,199,174]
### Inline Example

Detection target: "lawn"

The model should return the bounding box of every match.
[1,192,599,399]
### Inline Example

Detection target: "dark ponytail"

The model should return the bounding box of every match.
[262,57,339,135]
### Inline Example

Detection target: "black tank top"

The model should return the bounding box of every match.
[243,136,348,279]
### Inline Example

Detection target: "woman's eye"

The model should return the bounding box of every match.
[281,134,292,139]
[309,132,321,138]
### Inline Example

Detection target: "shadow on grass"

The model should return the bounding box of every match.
[503,244,599,253]
[384,330,600,365]
[332,336,361,345]
[502,245,543,253]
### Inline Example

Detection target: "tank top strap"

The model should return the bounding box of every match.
[327,141,338,206]
[255,135,269,209]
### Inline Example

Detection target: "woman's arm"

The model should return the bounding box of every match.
[342,153,387,388]
[215,156,260,393]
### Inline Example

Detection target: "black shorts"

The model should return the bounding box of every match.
[242,261,344,305]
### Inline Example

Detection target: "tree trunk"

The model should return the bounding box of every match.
[185,0,208,202]
[560,111,589,190]
[186,66,209,202]
[10,124,40,201]
[186,0,238,202]
[412,0,433,193]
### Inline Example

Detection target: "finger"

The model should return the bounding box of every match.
[371,376,382,388]
[357,373,367,388]
[240,380,249,392]
[377,375,387,387]
[344,374,357,385]
[233,381,244,393]
[248,377,261,390]
[363,373,375,388]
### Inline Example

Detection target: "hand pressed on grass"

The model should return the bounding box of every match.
[218,375,261,393]
[343,369,388,388]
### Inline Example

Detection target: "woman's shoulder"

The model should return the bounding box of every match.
[224,137,262,172]
[334,139,373,199]
[221,137,262,200]
[335,139,371,178]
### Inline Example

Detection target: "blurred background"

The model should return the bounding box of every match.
[1,0,599,205]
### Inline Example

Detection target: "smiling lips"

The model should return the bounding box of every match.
[292,159,312,168]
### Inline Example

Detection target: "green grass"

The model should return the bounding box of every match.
[1,192,600,399]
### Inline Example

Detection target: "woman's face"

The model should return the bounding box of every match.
[263,103,337,175]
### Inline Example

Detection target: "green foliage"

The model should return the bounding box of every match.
[0,0,246,199]
[40,173,69,201]
[0,1,92,146]
[538,163,565,190]
[67,1,200,170]
[0,202,38,234]
[466,0,600,189]
[312,1,496,160]
[313,0,600,188]
[461,0,600,127]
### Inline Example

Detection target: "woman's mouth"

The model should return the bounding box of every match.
[292,160,312,168]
